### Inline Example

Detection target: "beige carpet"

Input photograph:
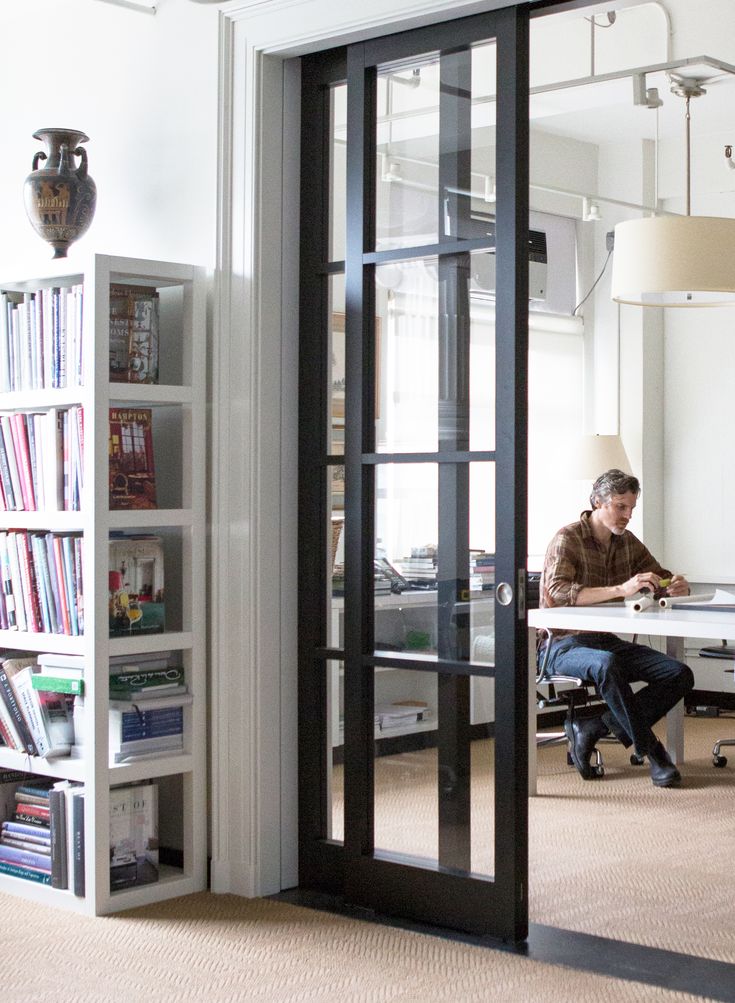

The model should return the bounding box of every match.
[0,716,732,1002]
[0,888,717,1002]
[531,714,735,962]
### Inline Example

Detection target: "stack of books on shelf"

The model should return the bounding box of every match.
[0,774,83,890]
[0,530,83,635]
[470,552,495,590]
[0,285,84,392]
[0,653,77,758]
[70,651,189,765]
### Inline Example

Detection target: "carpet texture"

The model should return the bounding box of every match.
[0,716,732,1001]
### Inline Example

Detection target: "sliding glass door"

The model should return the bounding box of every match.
[299,5,529,941]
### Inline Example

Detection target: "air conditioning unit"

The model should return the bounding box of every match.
[470,228,548,301]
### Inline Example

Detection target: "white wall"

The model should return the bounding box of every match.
[0,0,220,275]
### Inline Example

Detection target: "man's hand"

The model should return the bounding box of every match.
[665,574,690,597]
[620,571,662,597]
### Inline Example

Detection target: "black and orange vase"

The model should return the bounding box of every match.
[23,128,97,258]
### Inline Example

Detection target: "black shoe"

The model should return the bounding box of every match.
[564,716,608,780]
[647,739,681,788]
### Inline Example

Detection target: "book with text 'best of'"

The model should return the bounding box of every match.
[109,783,159,890]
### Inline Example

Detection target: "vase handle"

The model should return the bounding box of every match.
[32,151,47,171]
[74,146,88,179]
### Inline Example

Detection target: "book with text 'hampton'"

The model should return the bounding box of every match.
[108,408,157,510]
[110,783,159,890]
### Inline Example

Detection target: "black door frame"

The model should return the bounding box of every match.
[298,3,529,943]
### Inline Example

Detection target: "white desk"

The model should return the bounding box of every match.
[527,603,735,793]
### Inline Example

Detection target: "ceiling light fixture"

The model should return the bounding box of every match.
[611,76,735,307]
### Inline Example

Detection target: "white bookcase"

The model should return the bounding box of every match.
[0,254,206,914]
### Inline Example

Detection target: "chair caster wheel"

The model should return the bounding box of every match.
[630,754,645,766]
[566,751,574,766]
[594,765,605,777]
[713,755,728,768]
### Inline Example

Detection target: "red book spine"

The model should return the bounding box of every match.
[9,414,35,510]
[53,535,71,635]
[12,531,41,632]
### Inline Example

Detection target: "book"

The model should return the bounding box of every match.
[10,666,59,758]
[0,698,23,751]
[108,534,165,636]
[109,783,159,890]
[0,768,25,818]
[1,820,52,844]
[0,657,39,755]
[0,860,51,884]
[109,695,189,764]
[0,842,52,872]
[109,664,184,699]
[14,803,50,824]
[49,781,70,889]
[108,284,160,385]
[32,673,83,696]
[108,408,157,510]
[72,788,85,896]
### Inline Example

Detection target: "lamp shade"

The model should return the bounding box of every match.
[565,434,632,481]
[611,215,735,307]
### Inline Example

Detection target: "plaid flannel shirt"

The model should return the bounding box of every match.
[539,509,670,639]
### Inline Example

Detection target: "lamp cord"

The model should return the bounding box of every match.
[573,247,613,316]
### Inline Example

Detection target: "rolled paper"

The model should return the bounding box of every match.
[625,593,655,613]
[659,591,715,609]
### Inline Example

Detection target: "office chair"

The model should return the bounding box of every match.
[535,626,646,775]
[535,626,607,775]
[698,642,735,767]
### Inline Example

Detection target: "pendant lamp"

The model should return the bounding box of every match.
[611,78,735,307]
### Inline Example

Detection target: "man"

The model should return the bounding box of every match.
[539,468,694,788]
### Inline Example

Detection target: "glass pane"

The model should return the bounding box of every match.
[373,667,495,878]
[328,273,346,456]
[329,83,347,263]
[376,53,441,251]
[375,258,438,453]
[374,254,497,454]
[375,463,438,648]
[327,659,344,843]
[328,470,344,642]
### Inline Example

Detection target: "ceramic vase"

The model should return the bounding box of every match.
[23,128,97,258]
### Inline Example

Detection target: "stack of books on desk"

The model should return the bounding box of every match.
[374,701,432,731]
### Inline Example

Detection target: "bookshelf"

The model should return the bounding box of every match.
[329,592,496,750]
[0,254,206,914]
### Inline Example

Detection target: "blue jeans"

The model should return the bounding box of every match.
[541,632,694,757]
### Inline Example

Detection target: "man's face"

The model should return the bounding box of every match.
[595,491,637,536]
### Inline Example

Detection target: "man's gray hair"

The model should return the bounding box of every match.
[590,468,640,509]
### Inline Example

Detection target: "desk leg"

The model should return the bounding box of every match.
[665,635,685,765]
[528,626,538,796]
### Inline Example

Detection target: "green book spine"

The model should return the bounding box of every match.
[0,859,52,884]
[31,675,83,696]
